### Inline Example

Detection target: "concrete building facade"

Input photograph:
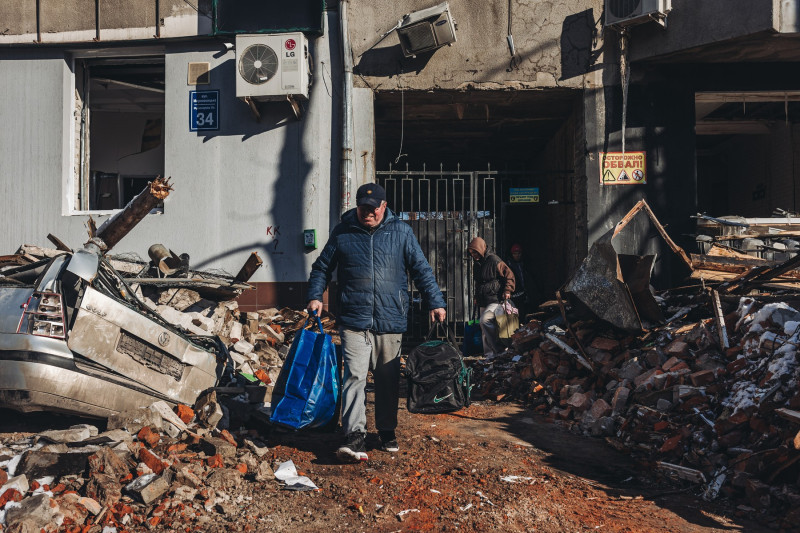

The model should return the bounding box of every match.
[1,0,800,331]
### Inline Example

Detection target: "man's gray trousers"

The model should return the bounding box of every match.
[339,328,403,435]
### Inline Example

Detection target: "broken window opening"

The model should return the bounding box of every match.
[75,56,165,213]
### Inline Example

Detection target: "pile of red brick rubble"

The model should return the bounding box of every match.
[0,278,334,532]
[0,400,281,532]
[472,290,800,528]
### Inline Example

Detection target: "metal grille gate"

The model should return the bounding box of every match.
[377,166,541,344]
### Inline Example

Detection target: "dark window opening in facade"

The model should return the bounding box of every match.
[75,57,165,212]
[695,91,800,219]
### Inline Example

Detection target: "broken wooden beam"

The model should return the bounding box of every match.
[690,254,770,274]
[90,177,173,254]
[544,332,593,372]
[775,408,800,425]
[719,252,800,293]
[710,289,729,350]
[657,461,706,484]
[47,234,71,252]
[555,290,595,374]
[234,252,263,283]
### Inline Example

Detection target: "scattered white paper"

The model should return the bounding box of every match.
[430,489,441,494]
[476,491,495,507]
[459,503,473,511]
[274,460,318,491]
[500,475,535,484]
[397,509,420,518]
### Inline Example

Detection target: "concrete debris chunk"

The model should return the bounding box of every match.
[5,493,61,531]
[254,461,275,482]
[85,472,122,507]
[195,391,224,429]
[205,468,244,490]
[1,475,29,498]
[173,485,198,501]
[107,406,163,434]
[125,473,170,505]
[36,427,94,444]
[199,437,236,460]
[233,339,255,355]
[149,400,189,433]
[157,288,202,311]
[244,439,269,458]
[18,449,95,480]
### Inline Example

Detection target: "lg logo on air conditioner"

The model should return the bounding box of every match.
[284,39,296,57]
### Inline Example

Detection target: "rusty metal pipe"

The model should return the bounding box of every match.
[88,177,173,254]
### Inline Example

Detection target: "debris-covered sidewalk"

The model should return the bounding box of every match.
[0,400,772,533]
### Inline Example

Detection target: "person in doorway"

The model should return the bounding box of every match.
[466,237,515,358]
[307,183,447,463]
[506,243,532,320]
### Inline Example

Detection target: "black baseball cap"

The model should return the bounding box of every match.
[356,183,386,208]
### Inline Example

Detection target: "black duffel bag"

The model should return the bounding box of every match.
[405,323,472,414]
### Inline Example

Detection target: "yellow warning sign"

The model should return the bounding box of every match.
[599,152,646,185]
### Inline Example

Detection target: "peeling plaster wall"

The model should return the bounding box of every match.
[349,0,605,91]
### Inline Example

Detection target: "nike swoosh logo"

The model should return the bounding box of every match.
[433,392,453,403]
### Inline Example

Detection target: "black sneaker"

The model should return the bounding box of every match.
[379,430,399,452]
[337,431,368,462]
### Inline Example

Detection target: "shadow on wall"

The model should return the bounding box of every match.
[560,9,602,81]
[354,44,437,78]
[194,59,302,142]
[190,38,317,311]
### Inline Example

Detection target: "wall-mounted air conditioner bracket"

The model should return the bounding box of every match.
[243,97,261,122]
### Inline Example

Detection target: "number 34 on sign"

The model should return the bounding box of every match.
[599,152,646,185]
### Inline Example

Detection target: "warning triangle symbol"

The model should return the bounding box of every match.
[603,169,616,182]
[617,169,630,181]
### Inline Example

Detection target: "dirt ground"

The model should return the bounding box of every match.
[0,394,776,533]
[246,397,773,533]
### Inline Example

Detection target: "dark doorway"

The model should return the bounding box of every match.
[374,90,581,343]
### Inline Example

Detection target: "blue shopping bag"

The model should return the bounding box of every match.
[270,313,340,430]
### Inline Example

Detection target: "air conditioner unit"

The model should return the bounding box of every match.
[397,2,457,58]
[235,33,309,100]
[605,0,671,28]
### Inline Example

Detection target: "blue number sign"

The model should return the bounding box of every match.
[190,90,219,131]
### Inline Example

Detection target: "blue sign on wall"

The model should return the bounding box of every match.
[190,90,219,131]
[509,187,540,203]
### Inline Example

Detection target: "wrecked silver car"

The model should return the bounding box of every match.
[0,248,224,417]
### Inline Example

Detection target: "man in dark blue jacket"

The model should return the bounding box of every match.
[307,183,446,462]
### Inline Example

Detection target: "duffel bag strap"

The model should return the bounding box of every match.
[424,322,442,341]
[424,321,461,350]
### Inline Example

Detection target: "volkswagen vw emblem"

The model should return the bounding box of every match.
[158,332,170,347]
